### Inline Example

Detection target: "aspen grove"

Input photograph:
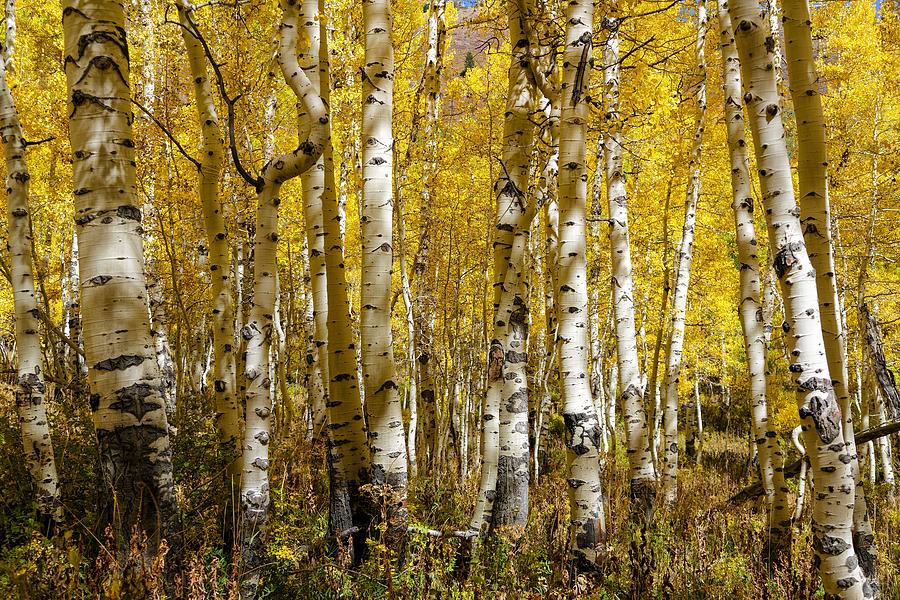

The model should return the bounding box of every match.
[3,0,900,598]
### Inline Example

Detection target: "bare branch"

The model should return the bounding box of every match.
[132,98,201,170]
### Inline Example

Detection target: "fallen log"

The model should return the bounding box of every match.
[729,419,900,505]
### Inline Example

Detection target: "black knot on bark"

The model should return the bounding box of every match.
[773,240,802,279]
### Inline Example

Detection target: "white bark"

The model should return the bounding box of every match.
[728,2,867,595]
[0,22,62,523]
[316,0,370,551]
[470,0,537,532]
[604,15,656,513]
[175,0,242,516]
[297,0,330,443]
[360,0,408,538]
[782,0,875,584]
[62,0,178,551]
[557,0,606,565]
[238,2,327,594]
[717,0,791,550]
[661,0,707,504]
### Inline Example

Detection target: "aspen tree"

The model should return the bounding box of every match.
[536,97,560,479]
[298,0,330,442]
[239,1,327,593]
[360,0,408,538]
[782,0,875,582]
[0,25,62,525]
[470,0,537,531]
[3,0,12,70]
[853,145,883,583]
[717,0,791,553]
[557,0,606,565]
[316,0,371,550]
[603,13,656,514]
[728,1,868,596]
[661,0,707,504]
[410,0,446,475]
[175,0,241,523]
[62,0,179,551]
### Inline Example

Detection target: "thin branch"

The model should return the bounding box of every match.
[132,98,201,170]
[21,136,55,148]
[169,5,261,190]
[35,309,85,358]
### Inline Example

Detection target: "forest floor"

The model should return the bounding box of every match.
[0,389,898,598]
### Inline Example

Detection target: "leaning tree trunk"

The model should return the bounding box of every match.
[661,0,707,505]
[314,0,371,556]
[717,0,791,556]
[360,0,408,542]
[728,2,867,596]
[175,0,241,537]
[603,14,656,517]
[557,0,606,567]
[238,2,327,596]
[0,27,62,527]
[62,0,179,556]
[782,0,875,583]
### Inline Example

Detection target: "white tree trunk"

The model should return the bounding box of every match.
[315,0,370,553]
[470,0,537,532]
[783,0,875,584]
[62,0,179,553]
[360,0,409,540]
[0,22,62,524]
[297,0,330,443]
[557,0,606,565]
[175,0,242,526]
[238,2,327,594]
[717,0,792,551]
[604,15,656,515]
[661,0,707,504]
[728,2,867,595]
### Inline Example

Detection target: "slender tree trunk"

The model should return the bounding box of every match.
[297,0,330,445]
[62,0,179,556]
[717,0,791,554]
[782,0,875,585]
[557,0,606,566]
[3,0,13,70]
[728,2,867,595]
[315,0,371,557]
[238,3,327,595]
[661,0,707,504]
[360,0,409,542]
[0,25,62,526]
[410,0,446,477]
[470,0,537,532]
[603,15,656,516]
[175,0,242,536]
[648,176,673,471]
